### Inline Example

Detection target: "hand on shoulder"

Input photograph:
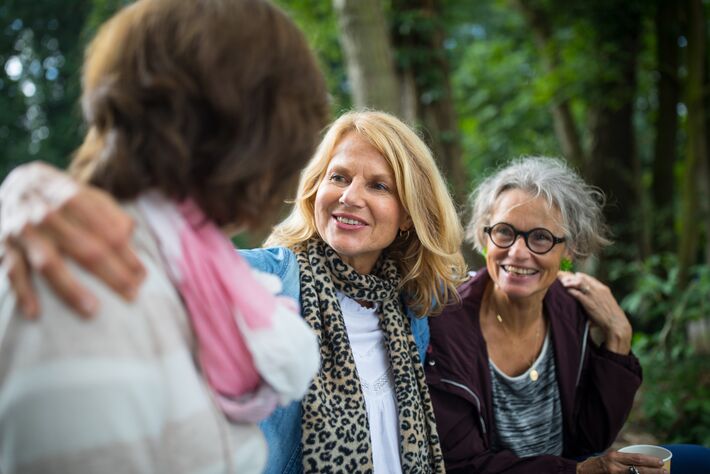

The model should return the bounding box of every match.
[558,271,632,355]
[0,161,144,318]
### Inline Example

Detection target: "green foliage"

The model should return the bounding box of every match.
[632,334,710,446]
[0,0,128,178]
[1,1,91,175]
[276,0,350,114]
[450,8,560,177]
[616,254,710,330]
[619,255,710,445]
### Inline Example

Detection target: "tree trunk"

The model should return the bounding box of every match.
[390,0,469,207]
[511,0,586,172]
[703,0,710,267]
[651,0,680,253]
[586,6,643,262]
[388,0,475,266]
[332,0,401,115]
[678,0,707,285]
[588,99,639,232]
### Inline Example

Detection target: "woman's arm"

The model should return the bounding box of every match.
[568,338,644,452]
[0,162,144,317]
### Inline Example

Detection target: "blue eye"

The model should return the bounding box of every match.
[329,174,346,183]
[371,182,389,192]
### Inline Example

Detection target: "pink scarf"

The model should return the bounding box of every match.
[136,193,317,422]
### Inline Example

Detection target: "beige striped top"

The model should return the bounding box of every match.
[0,206,265,474]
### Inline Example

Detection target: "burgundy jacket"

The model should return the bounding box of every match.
[426,269,642,474]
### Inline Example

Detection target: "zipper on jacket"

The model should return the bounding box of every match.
[440,378,487,435]
[575,321,591,388]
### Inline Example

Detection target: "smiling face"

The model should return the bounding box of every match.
[485,188,570,301]
[314,132,411,274]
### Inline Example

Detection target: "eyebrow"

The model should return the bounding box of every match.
[326,164,395,184]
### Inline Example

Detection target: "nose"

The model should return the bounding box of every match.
[339,180,365,207]
[507,234,529,257]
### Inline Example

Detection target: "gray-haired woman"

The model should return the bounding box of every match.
[426,157,663,474]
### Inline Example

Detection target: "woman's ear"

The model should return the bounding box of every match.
[400,214,413,232]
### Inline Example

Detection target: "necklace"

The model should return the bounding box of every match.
[494,312,542,382]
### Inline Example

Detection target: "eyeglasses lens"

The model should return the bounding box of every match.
[489,223,555,254]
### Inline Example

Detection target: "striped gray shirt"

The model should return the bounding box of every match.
[489,329,564,457]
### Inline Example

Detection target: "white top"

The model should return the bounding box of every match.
[338,292,402,474]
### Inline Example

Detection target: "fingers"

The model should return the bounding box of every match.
[581,451,666,474]
[558,271,633,354]
[69,188,133,248]
[2,181,144,318]
[43,207,142,301]
[558,271,599,297]
[2,243,39,318]
[66,188,145,283]
[611,451,666,473]
[17,226,99,318]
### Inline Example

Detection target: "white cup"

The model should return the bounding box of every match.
[619,444,672,472]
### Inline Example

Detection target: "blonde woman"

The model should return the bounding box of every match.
[1,110,467,473]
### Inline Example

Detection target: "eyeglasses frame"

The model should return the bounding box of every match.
[483,222,566,255]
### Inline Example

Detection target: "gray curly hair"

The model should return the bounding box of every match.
[465,156,611,262]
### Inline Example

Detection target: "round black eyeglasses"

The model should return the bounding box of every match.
[483,222,565,255]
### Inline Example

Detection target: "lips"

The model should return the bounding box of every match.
[501,264,538,276]
[333,213,367,226]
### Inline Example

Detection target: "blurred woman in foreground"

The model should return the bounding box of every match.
[0,0,328,472]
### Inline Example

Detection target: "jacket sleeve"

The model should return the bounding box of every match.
[566,343,643,456]
[407,309,430,363]
[239,247,300,302]
[429,382,577,474]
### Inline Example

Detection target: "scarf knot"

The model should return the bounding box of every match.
[317,243,399,307]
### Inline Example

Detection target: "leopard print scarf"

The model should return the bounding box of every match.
[296,238,445,473]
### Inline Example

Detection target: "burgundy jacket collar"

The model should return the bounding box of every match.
[427,268,591,452]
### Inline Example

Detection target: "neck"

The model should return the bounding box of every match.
[487,284,544,335]
[339,252,378,275]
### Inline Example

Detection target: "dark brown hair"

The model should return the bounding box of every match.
[71,0,329,228]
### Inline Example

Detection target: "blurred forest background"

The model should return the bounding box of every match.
[1,0,709,446]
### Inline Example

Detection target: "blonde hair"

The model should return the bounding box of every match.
[267,110,466,316]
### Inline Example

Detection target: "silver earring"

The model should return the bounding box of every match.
[399,228,411,239]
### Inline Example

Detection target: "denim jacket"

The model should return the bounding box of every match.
[240,247,430,474]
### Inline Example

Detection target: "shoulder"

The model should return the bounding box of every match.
[426,271,489,372]
[239,247,297,274]
[239,247,300,300]
[544,280,588,334]
[429,270,487,334]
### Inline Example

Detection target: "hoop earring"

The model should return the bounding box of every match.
[399,228,411,240]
